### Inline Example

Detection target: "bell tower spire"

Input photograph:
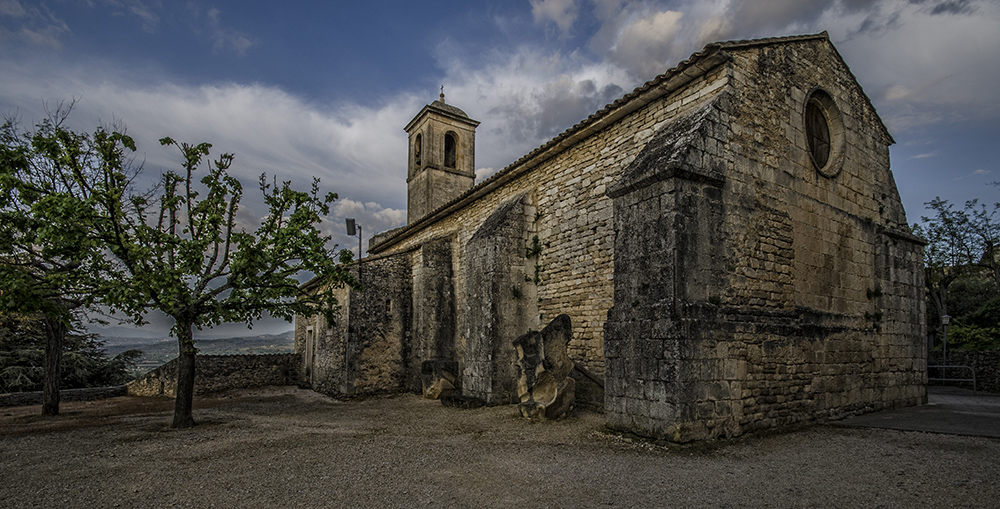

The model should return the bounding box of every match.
[404,93,479,224]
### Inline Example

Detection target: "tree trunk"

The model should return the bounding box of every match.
[41,316,67,416]
[171,321,197,428]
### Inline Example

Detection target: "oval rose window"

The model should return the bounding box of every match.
[803,89,844,178]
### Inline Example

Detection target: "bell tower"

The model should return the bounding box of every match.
[404,91,479,224]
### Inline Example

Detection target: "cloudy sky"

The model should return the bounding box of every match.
[2,0,997,338]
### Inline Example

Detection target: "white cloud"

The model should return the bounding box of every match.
[206,7,255,55]
[832,0,1000,133]
[331,199,406,257]
[581,0,1000,134]
[0,55,418,256]
[96,0,161,33]
[0,0,70,49]
[0,0,27,17]
[475,166,496,181]
[884,85,911,101]
[432,42,633,180]
[531,0,580,36]
[606,9,685,79]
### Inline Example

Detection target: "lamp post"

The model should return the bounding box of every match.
[941,315,951,375]
[345,218,362,260]
[344,218,362,396]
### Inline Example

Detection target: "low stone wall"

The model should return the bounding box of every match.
[928,351,1000,393]
[0,385,128,407]
[127,353,301,397]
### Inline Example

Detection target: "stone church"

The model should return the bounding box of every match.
[296,32,927,442]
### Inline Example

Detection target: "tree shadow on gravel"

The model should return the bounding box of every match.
[0,390,296,437]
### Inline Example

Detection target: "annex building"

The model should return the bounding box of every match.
[296,32,927,442]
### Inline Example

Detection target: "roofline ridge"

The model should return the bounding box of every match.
[370,31,893,255]
[714,31,829,49]
[370,45,731,254]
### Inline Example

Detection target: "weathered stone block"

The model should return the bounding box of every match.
[421,360,459,399]
[513,314,576,420]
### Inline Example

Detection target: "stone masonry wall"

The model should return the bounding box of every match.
[721,41,926,431]
[604,37,925,442]
[369,63,731,405]
[344,252,413,396]
[296,253,415,398]
[605,96,732,440]
[312,36,924,433]
[127,353,300,397]
[296,282,350,396]
[410,238,458,392]
[463,193,536,404]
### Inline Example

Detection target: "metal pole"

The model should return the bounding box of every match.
[943,323,948,367]
[942,315,950,380]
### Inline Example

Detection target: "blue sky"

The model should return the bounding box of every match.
[2,0,998,338]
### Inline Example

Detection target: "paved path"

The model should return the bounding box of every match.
[836,386,1000,438]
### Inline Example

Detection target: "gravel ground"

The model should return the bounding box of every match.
[1,387,997,508]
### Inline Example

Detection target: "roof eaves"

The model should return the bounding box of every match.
[370,45,730,255]
[372,32,888,255]
[404,103,480,132]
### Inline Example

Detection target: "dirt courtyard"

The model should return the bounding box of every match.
[1,387,997,508]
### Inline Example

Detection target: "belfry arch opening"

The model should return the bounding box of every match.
[414,133,422,167]
[444,132,457,169]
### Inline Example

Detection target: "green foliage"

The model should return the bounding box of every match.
[917,197,1000,289]
[945,275,994,319]
[0,106,133,413]
[0,314,140,392]
[947,323,1000,351]
[0,111,122,323]
[3,112,356,425]
[525,235,542,259]
[964,296,1000,329]
[84,136,357,336]
[525,235,543,284]
[915,197,1000,350]
[946,296,1000,351]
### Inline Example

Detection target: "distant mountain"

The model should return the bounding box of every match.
[101,330,296,376]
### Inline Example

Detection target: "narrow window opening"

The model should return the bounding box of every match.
[444,132,457,169]
[414,133,422,166]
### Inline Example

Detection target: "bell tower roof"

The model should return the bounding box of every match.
[404,99,480,133]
